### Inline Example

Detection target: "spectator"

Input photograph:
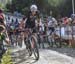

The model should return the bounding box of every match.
[14,18,19,28]
[47,11,57,35]
[0,9,6,26]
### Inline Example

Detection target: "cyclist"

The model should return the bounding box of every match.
[0,9,10,60]
[47,11,57,35]
[25,4,41,36]
[24,5,40,59]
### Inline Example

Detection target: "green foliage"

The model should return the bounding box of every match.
[0,3,4,9]
[11,0,32,13]
[48,0,63,7]
[1,49,13,64]
[5,0,74,16]
[0,3,2,8]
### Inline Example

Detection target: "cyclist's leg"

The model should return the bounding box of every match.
[24,28,30,49]
[31,28,39,60]
[30,28,37,48]
[49,27,55,46]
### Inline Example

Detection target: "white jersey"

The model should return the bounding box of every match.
[39,19,44,31]
[47,16,57,27]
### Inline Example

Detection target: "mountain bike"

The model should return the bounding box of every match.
[24,28,39,60]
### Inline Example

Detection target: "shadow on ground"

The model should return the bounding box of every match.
[15,56,38,64]
[48,48,75,58]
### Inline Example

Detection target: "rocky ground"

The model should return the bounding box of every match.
[9,46,75,64]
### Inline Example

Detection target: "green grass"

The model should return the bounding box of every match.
[1,49,14,64]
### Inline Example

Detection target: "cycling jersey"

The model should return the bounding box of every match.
[47,16,57,35]
[47,16,57,27]
[25,11,40,33]
[25,11,40,28]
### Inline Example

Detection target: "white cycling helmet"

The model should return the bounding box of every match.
[30,4,38,12]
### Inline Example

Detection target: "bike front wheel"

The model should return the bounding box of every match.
[30,35,39,60]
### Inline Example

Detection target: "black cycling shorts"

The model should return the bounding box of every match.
[49,27,55,32]
[25,27,36,33]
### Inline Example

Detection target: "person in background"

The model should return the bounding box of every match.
[19,17,26,30]
[47,11,57,35]
[0,9,10,61]
[18,17,26,47]
[63,17,68,25]
[0,9,9,39]
[6,16,11,29]
[14,18,19,29]
[0,9,6,26]
[9,18,15,45]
